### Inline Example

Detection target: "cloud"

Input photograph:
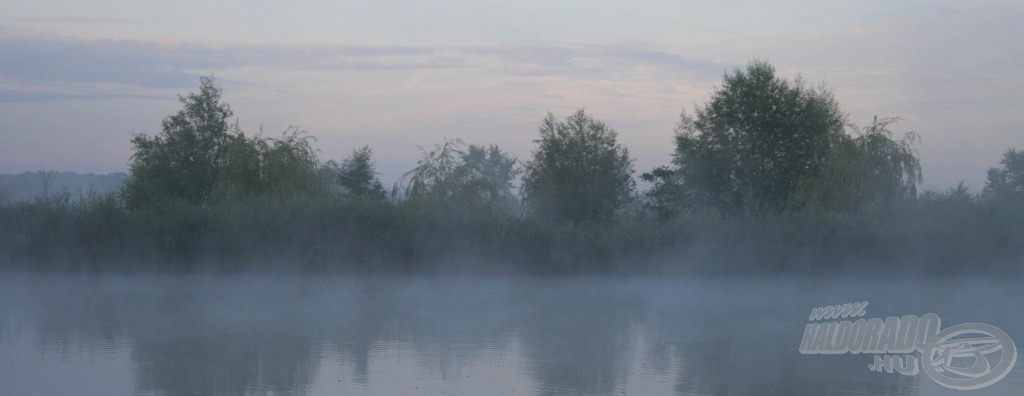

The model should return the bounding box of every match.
[9,16,137,26]
[0,36,445,99]
[462,44,724,78]
[0,35,723,101]
[0,89,164,103]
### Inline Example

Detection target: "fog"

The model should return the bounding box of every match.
[2,273,1021,395]
[0,171,126,203]
[1,56,1021,396]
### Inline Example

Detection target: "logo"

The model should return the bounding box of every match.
[798,301,1016,390]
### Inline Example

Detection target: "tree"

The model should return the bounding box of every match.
[211,132,264,201]
[641,166,690,220]
[212,127,328,202]
[401,138,472,203]
[671,60,846,214]
[125,76,235,208]
[334,145,385,200]
[522,109,635,225]
[794,116,921,212]
[460,144,521,207]
[983,148,1024,203]
[400,139,521,208]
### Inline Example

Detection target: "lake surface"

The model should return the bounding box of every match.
[1,274,1022,395]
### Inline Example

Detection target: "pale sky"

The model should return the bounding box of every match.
[1,1,1021,192]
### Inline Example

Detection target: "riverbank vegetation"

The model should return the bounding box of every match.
[2,62,1021,274]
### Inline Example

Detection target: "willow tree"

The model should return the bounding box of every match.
[212,127,327,202]
[794,116,921,212]
[400,138,520,208]
[128,77,329,207]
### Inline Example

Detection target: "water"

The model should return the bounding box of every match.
[1,274,1022,395]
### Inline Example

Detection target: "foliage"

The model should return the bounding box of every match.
[212,127,328,202]
[522,109,635,225]
[983,148,1024,203]
[4,69,1023,275]
[671,60,846,214]
[125,77,328,207]
[400,138,521,208]
[459,144,522,207]
[641,166,691,220]
[794,116,922,212]
[258,128,327,199]
[330,146,385,200]
[125,76,235,208]
[212,132,264,201]
[401,138,467,202]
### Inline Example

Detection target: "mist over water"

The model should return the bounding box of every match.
[1,273,1022,395]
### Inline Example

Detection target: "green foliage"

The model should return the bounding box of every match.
[795,116,922,212]
[4,66,1022,275]
[330,146,385,200]
[125,76,235,208]
[641,166,691,220]
[459,144,522,208]
[401,138,467,202]
[672,60,846,214]
[2,173,1023,274]
[258,128,327,200]
[212,132,265,201]
[522,109,635,225]
[212,127,328,202]
[400,138,521,209]
[126,77,329,207]
[983,148,1024,203]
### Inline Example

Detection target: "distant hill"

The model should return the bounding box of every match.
[0,171,127,203]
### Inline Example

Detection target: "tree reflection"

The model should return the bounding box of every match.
[514,279,646,394]
[641,279,921,395]
[2,275,948,395]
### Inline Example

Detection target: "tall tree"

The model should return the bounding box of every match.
[672,60,846,214]
[335,145,385,200]
[125,77,235,208]
[522,109,635,225]
[641,166,690,220]
[983,148,1024,203]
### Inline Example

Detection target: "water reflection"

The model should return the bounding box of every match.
[0,274,1021,395]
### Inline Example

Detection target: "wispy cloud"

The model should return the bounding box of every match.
[0,35,724,101]
[8,16,137,26]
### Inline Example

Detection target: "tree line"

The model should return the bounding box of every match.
[1,60,1021,273]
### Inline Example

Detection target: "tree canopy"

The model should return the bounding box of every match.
[983,148,1024,203]
[211,127,326,202]
[794,117,921,212]
[522,109,635,225]
[672,60,846,214]
[125,76,235,208]
[331,145,386,200]
[125,77,329,208]
[400,138,520,208]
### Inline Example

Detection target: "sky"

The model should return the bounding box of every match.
[0,0,1021,192]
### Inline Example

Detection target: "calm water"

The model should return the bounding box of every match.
[1,274,1022,395]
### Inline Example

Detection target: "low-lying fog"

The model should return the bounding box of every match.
[1,274,1022,395]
